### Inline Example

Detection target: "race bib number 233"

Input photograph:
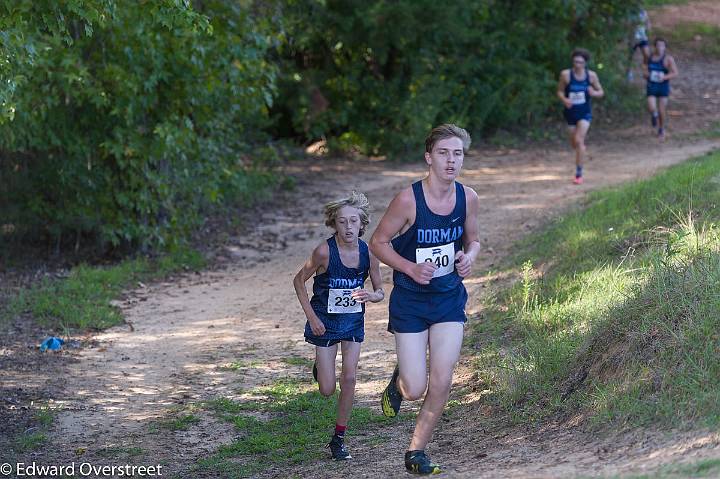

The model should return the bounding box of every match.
[327,288,362,314]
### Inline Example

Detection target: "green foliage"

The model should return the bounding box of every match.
[275,0,642,155]
[1,0,658,254]
[471,151,720,426]
[0,1,278,251]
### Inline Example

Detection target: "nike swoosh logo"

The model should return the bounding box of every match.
[451,217,460,222]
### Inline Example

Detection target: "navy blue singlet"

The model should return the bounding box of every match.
[564,68,592,125]
[647,54,670,97]
[305,236,369,342]
[391,181,466,294]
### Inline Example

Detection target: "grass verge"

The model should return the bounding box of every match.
[656,21,720,57]
[9,404,57,456]
[195,379,411,478]
[622,458,720,479]
[470,150,720,427]
[4,247,205,332]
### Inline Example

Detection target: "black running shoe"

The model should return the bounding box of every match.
[312,362,318,382]
[405,450,441,475]
[328,434,351,460]
[381,364,402,417]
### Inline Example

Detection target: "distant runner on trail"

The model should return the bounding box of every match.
[557,48,605,185]
[370,124,481,475]
[627,7,651,81]
[293,191,384,461]
[645,37,679,141]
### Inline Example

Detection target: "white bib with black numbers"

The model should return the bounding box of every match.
[650,70,664,83]
[569,91,586,105]
[327,288,361,314]
[416,242,455,278]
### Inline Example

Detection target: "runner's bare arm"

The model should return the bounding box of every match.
[455,187,481,278]
[557,71,573,108]
[370,188,437,285]
[292,242,329,334]
[353,252,385,303]
[589,71,604,98]
[664,55,679,81]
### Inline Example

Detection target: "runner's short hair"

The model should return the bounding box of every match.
[324,191,371,237]
[425,124,471,154]
[571,48,591,63]
[654,37,667,47]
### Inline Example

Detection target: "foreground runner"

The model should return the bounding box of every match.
[293,191,384,460]
[645,38,679,141]
[370,124,480,475]
[557,48,604,185]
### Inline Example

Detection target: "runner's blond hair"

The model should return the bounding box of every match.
[324,191,371,237]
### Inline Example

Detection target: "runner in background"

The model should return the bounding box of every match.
[557,48,604,185]
[627,7,651,81]
[645,38,679,141]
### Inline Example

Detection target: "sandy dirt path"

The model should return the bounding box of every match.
[30,3,720,478]
[41,134,720,478]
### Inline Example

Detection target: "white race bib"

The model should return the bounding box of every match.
[327,288,362,314]
[416,242,455,278]
[569,91,586,105]
[650,70,664,83]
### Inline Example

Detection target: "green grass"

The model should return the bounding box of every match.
[656,22,720,57]
[157,414,202,431]
[620,458,720,479]
[281,356,314,368]
[645,0,688,6]
[13,431,47,452]
[196,379,411,478]
[4,404,56,458]
[221,359,262,370]
[96,446,144,458]
[4,246,205,331]
[470,150,720,427]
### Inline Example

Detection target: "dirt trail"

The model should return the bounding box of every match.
[41,137,720,478]
[32,3,720,478]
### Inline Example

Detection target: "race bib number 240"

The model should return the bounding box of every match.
[416,242,455,278]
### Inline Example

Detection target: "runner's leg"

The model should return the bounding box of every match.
[408,322,464,451]
[316,344,339,397]
[574,120,590,169]
[336,341,361,426]
[658,96,669,137]
[647,95,658,126]
[395,330,429,400]
[641,45,651,65]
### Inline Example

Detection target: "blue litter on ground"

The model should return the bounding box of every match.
[40,336,65,352]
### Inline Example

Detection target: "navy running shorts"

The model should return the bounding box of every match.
[564,109,592,126]
[647,82,670,98]
[388,284,468,334]
[305,335,363,347]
